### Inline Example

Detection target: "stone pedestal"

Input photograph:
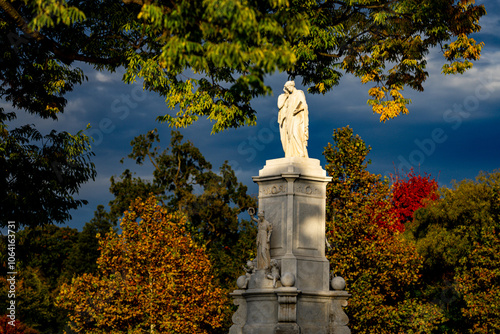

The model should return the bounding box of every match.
[229,157,351,334]
[255,157,331,293]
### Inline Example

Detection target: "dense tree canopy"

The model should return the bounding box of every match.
[0,124,96,228]
[455,224,500,334]
[13,225,79,290]
[407,171,500,333]
[57,196,227,334]
[409,171,500,281]
[324,128,500,333]
[0,218,116,333]
[1,0,486,131]
[0,267,58,334]
[324,127,444,333]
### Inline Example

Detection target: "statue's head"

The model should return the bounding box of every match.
[258,211,265,218]
[284,80,295,93]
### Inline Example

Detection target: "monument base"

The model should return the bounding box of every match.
[229,288,350,334]
[229,158,350,334]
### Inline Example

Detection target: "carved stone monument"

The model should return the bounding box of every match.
[229,81,350,334]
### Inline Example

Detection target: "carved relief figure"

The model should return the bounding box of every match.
[249,209,273,270]
[277,80,309,158]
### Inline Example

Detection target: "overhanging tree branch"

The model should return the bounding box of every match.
[0,0,44,40]
[0,0,125,66]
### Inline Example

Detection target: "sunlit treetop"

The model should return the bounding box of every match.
[0,0,486,132]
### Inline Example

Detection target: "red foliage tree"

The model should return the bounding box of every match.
[390,168,439,231]
[0,315,39,334]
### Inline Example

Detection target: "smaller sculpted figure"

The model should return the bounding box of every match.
[241,260,255,289]
[249,208,273,270]
[266,259,281,288]
[277,80,309,158]
[243,260,256,275]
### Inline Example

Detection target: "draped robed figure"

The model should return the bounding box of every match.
[278,81,309,158]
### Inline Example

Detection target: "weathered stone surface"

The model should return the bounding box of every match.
[253,157,331,293]
[248,269,275,290]
[229,290,247,334]
[243,289,278,334]
[275,323,300,334]
[329,291,351,334]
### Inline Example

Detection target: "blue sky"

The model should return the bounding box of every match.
[5,1,500,230]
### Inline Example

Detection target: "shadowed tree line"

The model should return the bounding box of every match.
[1,130,256,334]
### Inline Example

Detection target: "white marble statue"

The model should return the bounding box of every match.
[277,80,309,158]
[249,210,273,270]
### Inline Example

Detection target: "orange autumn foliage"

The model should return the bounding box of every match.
[57,196,227,333]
